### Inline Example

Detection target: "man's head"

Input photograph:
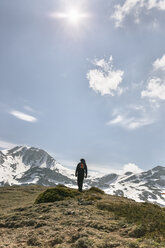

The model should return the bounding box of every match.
[80,158,85,163]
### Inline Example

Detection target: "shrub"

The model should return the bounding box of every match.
[35,185,80,204]
[84,194,102,201]
[87,187,104,194]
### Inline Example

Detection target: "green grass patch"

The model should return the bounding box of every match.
[86,187,104,194]
[34,185,80,204]
[97,201,165,241]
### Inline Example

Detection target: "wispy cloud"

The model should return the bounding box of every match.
[112,0,165,28]
[87,56,124,96]
[10,110,37,123]
[107,113,154,130]
[0,140,17,149]
[107,105,155,130]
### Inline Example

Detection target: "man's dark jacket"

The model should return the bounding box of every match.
[75,162,88,178]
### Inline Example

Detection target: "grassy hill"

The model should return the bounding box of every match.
[0,185,164,248]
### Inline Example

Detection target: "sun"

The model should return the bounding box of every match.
[50,7,89,26]
[67,9,82,24]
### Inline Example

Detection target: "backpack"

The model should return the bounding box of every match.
[80,163,84,169]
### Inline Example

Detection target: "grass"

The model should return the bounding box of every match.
[0,185,164,248]
[86,187,105,194]
[0,185,45,215]
[97,200,165,241]
[35,185,80,203]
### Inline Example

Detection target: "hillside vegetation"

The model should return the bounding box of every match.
[0,185,164,248]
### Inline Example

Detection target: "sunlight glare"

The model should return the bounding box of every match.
[67,9,82,24]
[50,7,89,26]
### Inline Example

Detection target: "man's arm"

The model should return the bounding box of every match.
[85,164,88,178]
[75,164,79,177]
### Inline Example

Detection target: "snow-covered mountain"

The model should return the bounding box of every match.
[101,166,165,206]
[0,146,76,186]
[0,146,165,206]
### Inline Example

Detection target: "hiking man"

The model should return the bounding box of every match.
[75,158,88,192]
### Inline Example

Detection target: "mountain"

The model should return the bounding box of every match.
[0,146,165,206]
[100,166,165,206]
[0,146,76,186]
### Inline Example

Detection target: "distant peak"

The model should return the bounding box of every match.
[152,165,165,171]
[7,145,29,154]
[7,145,42,153]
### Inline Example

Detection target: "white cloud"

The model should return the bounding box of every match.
[87,56,124,96]
[107,113,154,130]
[10,110,37,122]
[89,162,143,175]
[112,0,140,27]
[153,54,165,71]
[141,77,165,100]
[112,0,165,27]
[141,54,165,101]
[148,0,165,10]
[0,140,17,149]
[123,163,143,174]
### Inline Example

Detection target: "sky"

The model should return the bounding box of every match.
[1,0,165,173]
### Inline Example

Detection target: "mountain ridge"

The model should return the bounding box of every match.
[0,146,165,206]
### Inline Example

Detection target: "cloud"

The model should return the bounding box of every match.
[0,140,17,149]
[10,110,37,122]
[123,163,143,173]
[112,0,140,27]
[89,162,143,175]
[141,77,165,100]
[107,112,154,130]
[105,54,165,130]
[142,54,165,101]
[87,56,124,96]
[153,54,165,71]
[112,0,165,27]
[148,0,165,10]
